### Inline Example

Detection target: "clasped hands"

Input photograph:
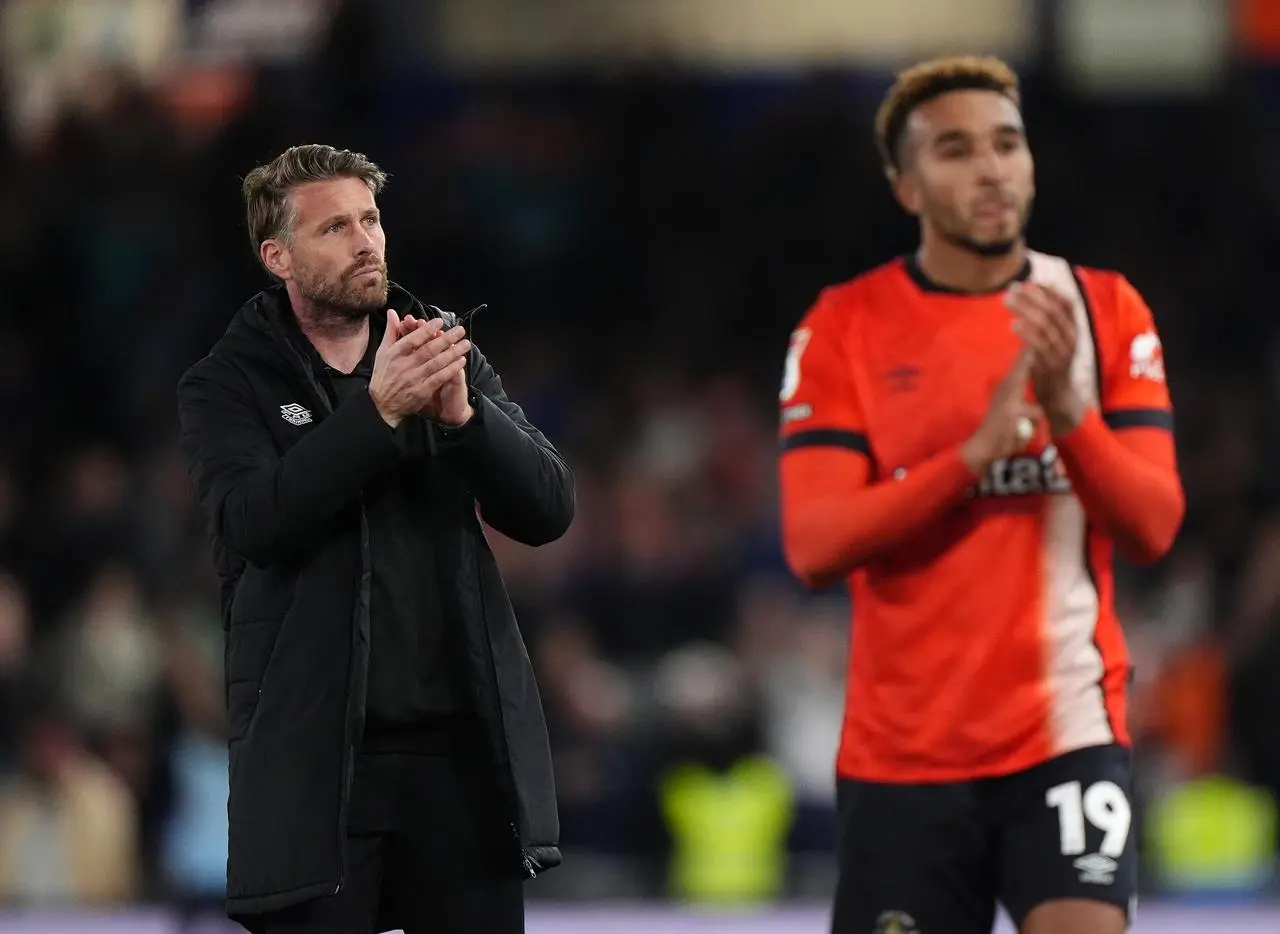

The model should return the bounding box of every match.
[368,308,474,430]
[1005,281,1086,439]
[960,281,1087,474]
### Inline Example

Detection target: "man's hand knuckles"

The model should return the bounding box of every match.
[406,326,439,349]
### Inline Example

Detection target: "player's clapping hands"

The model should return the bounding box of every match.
[961,351,1044,475]
[369,310,472,428]
[1006,282,1086,436]
[395,314,475,427]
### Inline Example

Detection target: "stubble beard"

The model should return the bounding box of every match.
[945,231,1019,257]
[294,263,390,331]
[934,196,1034,259]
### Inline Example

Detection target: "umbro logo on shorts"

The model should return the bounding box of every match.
[1074,853,1117,885]
[874,910,919,934]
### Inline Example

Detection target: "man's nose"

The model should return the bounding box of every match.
[975,147,1008,183]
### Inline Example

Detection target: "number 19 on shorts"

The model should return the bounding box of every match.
[1045,780,1132,858]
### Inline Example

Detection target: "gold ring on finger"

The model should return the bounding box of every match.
[1014,415,1035,446]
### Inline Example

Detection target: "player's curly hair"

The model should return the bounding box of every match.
[874,55,1021,177]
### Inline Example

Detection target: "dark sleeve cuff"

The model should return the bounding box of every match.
[433,391,486,448]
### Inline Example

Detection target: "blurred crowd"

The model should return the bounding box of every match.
[3,2,1280,910]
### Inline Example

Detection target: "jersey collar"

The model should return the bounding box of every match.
[903,253,1032,296]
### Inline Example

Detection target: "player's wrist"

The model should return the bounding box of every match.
[368,388,404,429]
[438,403,474,429]
[959,437,995,476]
[1045,389,1087,438]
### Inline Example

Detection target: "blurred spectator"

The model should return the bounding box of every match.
[653,642,793,905]
[533,616,636,854]
[158,611,228,902]
[572,467,737,662]
[0,687,139,905]
[0,573,32,769]
[1224,518,1280,815]
[26,448,136,628]
[51,562,164,741]
[748,585,845,853]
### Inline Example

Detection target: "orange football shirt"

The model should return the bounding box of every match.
[778,252,1179,783]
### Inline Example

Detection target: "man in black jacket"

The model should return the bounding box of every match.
[177,144,574,934]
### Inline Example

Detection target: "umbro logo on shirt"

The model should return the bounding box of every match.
[884,365,920,393]
[280,403,313,426]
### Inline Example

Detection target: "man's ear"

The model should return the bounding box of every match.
[890,167,922,217]
[260,239,290,280]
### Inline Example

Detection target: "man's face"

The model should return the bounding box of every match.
[265,176,389,319]
[894,89,1034,256]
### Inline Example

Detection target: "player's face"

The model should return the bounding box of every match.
[895,90,1034,257]
[265,176,389,319]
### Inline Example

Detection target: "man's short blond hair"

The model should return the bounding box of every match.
[241,144,388,266]
[874,55,1021,176]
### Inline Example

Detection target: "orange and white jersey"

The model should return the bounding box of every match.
[778,251,1178,783]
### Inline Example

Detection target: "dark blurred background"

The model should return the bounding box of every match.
[0,0,1279,928]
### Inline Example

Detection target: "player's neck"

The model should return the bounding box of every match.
[914,237,1028,295]
[291,299,371,373]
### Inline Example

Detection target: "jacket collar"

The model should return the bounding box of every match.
[213,282,437,413]
[241,282,427,350]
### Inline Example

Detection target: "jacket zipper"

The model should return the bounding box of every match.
[277,332,355,897]
[335,495,370,895]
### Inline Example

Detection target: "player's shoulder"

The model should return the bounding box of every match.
[797,258,913,332]
[1071,263,1133,303]
[1030,251,1150,328]
[1032,253,1139,309]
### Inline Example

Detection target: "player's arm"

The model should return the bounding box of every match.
[1052,275,1185,564]
[434,345,575,546]
[778,299,987,589]
[177,354,401,566]
[391,314,573,545]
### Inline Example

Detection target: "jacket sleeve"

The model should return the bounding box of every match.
[435,346,574,546]
[177,354,401,566]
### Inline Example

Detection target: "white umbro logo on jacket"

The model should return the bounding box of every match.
[280,403,313,426]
